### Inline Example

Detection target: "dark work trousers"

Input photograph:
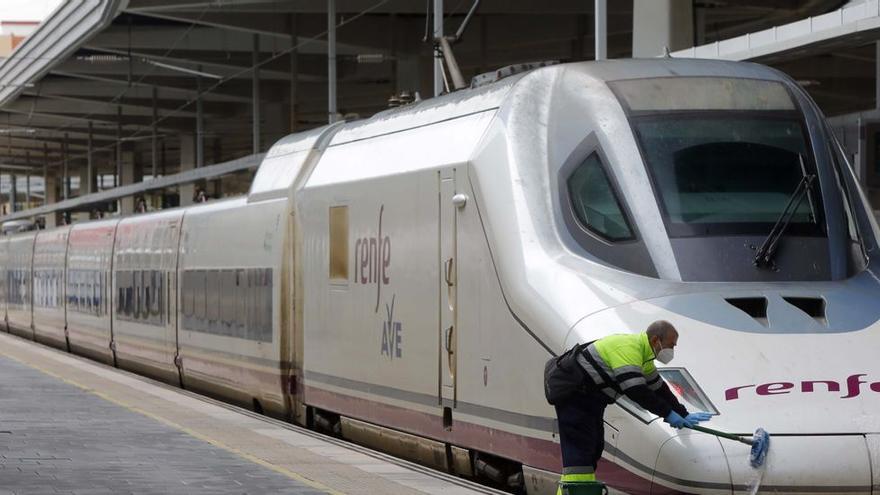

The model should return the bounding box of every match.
[554,390,610,471]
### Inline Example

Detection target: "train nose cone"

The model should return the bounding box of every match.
[653,431,878,494]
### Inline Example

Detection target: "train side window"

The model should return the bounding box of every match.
[135,270,145,321]
[567,153,635,242]
[262,268,273,342]
[206,270,220,333]
[247,269,256,339]
[235,269,246,338]
[329,206,349,281]
[116,271,123,316]
[193,270,206,331]
[221,270,235,336]
[143,270,152,322]
[151,271,163,325]
[182,271,193,327]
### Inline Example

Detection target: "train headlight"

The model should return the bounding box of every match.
[659,368,719,415]
[617,368,718,422]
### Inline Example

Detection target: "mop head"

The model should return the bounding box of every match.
[749,428,770,468]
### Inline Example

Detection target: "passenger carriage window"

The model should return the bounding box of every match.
[143,270,152,322]
[235,269,247,338]
[221,270,236,336]
[126,271,135,319]
[262,268,273,342]
[206,270,220,332]
[567,153,635,242]
[329,206,349,281]
[247,269,257,339]
[193,270,207,331]
[182,271,194,327]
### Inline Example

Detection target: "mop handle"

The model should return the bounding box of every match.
[687,424,754,446]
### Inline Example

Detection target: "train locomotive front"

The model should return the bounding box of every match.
[477,60,880,493]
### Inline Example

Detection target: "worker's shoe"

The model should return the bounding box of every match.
[557,472,607,495]
[557,480,607,495]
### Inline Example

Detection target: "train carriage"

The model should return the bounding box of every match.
[66,218,119,365]
[176,196,287,416]
[32,226,71,349]
[111,210,182,384]
[6,231,36,339]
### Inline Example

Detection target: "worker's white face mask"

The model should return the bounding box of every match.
[654,341,675,364]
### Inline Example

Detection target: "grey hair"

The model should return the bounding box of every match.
[646,320,677,340]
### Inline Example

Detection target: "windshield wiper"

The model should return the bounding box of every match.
[753,164,817,270]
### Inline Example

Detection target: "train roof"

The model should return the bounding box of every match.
[249,58,786,200]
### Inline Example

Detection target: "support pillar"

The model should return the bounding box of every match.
[253,34,263,151]
[432,0,443,96]
[9,173,16,213]
[44,173,57,228]
[179,134,196,206]
[79,160,90,199]
[595,0,606,60]
[42,142,48,206]
[151,86,158,178]
[118,149,137,215]
[327,1,338,122]
[632,0,693,57]
[86,121,95,194]
[289,14,299,133]
[62,134,70,200]
[196,74,205,168]
[25,151,30,210]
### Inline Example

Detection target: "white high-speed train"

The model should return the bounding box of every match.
[3,58,880,494]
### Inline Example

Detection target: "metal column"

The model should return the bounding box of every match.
[327,0,337,123]
[62,133,69,200]
[289,14,298,132]
[152,86,158,177]
[595,0,607,60]
[43,142,48,204]
[433,0,444,96]
[116,106,122,188]
[6,135,12,212]
[9,172,16,213]
[87,121,94,194]
[197,74,204,168]
[25,151,30,209]
[252,34,262,152]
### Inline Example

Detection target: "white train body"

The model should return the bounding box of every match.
[3,59,880,494]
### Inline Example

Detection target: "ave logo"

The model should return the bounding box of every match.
[381,295,402,359]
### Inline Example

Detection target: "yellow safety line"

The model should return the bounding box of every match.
[0,345,345,495]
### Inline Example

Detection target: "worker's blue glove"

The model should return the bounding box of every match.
[686,412,713,424]
[664,411,694,429]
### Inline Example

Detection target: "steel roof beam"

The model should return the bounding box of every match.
[124,0,628,15]
[0,0,126,108]
[48,71,256,104]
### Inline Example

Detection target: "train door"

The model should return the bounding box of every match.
[439,169,458,411]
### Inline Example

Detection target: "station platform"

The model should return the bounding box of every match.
[0,332,502,495]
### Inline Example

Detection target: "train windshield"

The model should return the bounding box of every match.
[612,77,824,238]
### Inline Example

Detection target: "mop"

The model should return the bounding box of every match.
[686,425,771,494]
[687,424,770,467]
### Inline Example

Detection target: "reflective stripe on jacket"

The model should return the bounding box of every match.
[576,332,687,419]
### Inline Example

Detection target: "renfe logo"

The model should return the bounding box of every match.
[726,374,880,400]
[354,205,391,314]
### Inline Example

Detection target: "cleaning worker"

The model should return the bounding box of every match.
[544,320,713,494]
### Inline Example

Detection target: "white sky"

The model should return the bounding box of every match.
[0,0,63,22]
